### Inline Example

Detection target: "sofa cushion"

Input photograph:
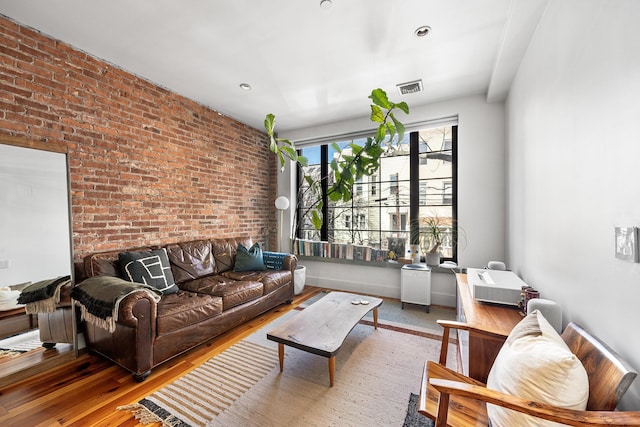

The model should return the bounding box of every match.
[165,239,215,283]
[486,310,589,427]
[234,243,266,272]
[156,291,223,335]
[179,275,263,310]
[222,270,292,294]
[216,281,263,310]
[84,246,154,278]
[119,249,179,295]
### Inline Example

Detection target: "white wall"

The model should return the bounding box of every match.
[0,144,72,286]
[506,0,640,409]
[281,95,505,307]
[300,259,457,305]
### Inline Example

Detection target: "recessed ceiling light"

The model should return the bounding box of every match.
[320,0,332,10]
[414,26,431,37]
[239,83,252,91]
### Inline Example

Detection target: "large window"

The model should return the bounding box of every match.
[296,125,457,262]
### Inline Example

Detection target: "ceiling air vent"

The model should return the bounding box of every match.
[397,80,423,95]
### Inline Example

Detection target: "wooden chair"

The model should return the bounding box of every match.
[419,320,640,426]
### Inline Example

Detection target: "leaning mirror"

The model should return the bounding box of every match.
[0,138,75,386]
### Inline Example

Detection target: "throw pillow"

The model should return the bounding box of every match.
[234,243,266,272]
[486,310,589,427]
[118,249,179,294]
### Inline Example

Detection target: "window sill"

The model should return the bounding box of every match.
[296,255,461,274]
[297,255,405,269]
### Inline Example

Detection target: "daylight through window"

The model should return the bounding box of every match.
[295,125,457,263]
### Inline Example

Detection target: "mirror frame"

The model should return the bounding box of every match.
[0,135,77,374]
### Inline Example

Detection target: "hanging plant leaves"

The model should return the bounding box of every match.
[264,88,409,231]
[369,88,392,109]
[370,104,385,123]
[391,112,406,143]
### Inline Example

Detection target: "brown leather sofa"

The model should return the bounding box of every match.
[78,236,296,381]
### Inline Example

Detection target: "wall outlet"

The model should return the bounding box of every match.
[0,260,9,269]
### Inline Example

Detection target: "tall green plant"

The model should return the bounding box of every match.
[264,113,308,172]
[265,88,409,231]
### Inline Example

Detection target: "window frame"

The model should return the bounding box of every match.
[296,125,458,263]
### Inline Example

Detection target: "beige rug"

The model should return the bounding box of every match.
[120,310,456,427]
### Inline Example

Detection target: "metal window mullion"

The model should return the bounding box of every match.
[410,131,419,245]
[321,144,329,241]
[452,125,458,262]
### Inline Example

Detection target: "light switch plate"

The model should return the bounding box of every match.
[615,226,638,262]
[0,260,9,269]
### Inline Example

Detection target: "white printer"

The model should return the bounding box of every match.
[466,268,526,306]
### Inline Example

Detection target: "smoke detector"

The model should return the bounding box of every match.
[397,80,423,95]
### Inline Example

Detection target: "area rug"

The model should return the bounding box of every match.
[403,393,434,427]
[120,310,455,426]
[0,329,42,359]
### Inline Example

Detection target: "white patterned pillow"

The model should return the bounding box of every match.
[486,310,589,427]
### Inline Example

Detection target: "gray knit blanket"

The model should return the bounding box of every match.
[71,276,162,333]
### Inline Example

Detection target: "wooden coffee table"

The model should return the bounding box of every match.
[266,291,383,387]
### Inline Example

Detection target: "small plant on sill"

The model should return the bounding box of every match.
[417,214,466,266]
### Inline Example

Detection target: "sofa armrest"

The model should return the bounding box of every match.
[115,290,158,328]
[72,276,161,333]
[282,254,297,272]
[58,279,74,307]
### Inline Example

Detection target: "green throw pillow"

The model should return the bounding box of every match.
[234,243,266,272]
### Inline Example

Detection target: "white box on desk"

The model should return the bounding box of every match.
[467,268,526,306]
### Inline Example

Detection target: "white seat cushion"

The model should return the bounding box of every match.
[486,309,589,427]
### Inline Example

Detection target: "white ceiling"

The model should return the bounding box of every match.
[0,0,547,133]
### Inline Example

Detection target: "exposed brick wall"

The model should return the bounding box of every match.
[0,16,279,262]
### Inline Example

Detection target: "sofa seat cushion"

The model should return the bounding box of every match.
[217,281,263,310]
[222,270,292,294]
[156,291,223,336]
[178,275,263,310]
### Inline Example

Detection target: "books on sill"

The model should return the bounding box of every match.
[294,239,390,262]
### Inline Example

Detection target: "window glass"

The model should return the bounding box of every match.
[418,127,455,259]
[297,125,456,262]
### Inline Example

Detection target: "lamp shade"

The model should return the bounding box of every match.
[275,196,290,210]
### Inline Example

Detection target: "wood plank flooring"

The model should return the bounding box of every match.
[0,287,324,427]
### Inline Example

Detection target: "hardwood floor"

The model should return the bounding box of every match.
[0,287,324,427]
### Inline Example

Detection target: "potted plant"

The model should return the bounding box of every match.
[421,216,445,266]
[418,214,465,266]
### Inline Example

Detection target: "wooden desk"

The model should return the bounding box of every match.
[456,273,523,383]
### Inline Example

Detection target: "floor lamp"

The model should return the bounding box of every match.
[275,196,290,253]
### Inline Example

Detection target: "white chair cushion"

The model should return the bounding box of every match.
[486,309,589,427]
